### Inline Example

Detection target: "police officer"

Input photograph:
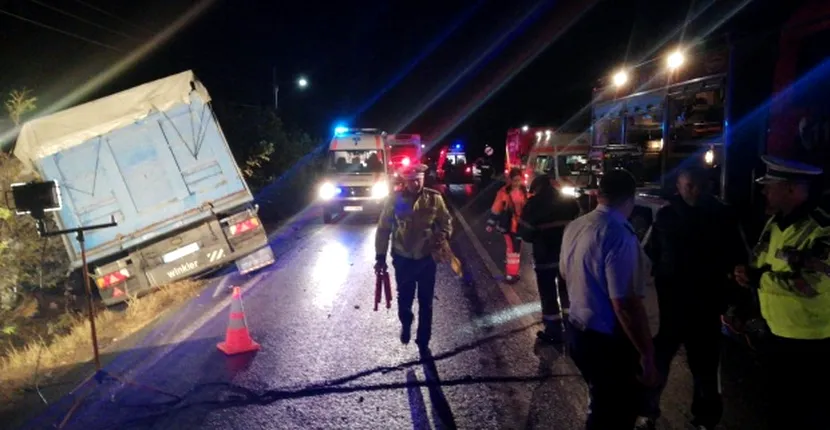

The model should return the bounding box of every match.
[733,155,830,430]
[376,163,453,348]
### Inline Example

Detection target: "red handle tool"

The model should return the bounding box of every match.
[374,267,393,311]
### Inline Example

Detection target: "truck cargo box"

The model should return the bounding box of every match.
[13,71,253,269]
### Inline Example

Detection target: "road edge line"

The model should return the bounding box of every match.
[449,199,531,313]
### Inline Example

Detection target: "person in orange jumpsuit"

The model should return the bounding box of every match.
[486,167,528,283]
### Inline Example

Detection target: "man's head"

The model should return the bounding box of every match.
[598,168,638,218]
[401,164,427,194]
[676,166,709,206]
[529,174,553,197]
[756,156,822,215]
[761,180,810,215]
[508,168,524,188]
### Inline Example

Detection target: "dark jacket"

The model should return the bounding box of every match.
[517,190,581,269]
[646,194,746,315]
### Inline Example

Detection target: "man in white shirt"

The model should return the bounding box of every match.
[559,168,659,429]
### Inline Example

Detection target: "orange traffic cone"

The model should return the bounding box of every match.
[217,287,260,355]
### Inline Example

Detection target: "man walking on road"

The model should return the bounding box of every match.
[635,167,746,430]
[733,156,830,430]
[376,163,453,348]
[559,168,658,429]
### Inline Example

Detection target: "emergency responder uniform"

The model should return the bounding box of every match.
[517,174,580,343]
[376,164,453,347]
[487,168,528,283]
[741,156,830,430]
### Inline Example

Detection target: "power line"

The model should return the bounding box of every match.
[69,0,153,36]
[27,0,141,42]
[0,8,123,52]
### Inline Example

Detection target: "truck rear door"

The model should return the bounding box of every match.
[38,97,250,266]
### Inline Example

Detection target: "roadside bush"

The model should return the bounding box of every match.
[213,102,326,223]
[0,154,70,311]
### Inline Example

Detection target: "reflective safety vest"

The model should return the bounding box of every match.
[753,207,830,340]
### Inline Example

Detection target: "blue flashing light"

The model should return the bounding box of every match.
[334,125,349,136]
[455,143,462,150]
[335,187,342,195]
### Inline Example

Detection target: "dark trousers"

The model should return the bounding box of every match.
[764,335,830,430]
[640,315,723,427]
[535,267,569,317]
[392,254,437,343]
[569,325,642,430]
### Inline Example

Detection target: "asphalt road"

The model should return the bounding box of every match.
[17,181,766,430]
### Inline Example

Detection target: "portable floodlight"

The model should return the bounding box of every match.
[10,180,62,219]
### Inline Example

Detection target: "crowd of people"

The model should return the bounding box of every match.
[375,155,829,429]
[490,157,829,429]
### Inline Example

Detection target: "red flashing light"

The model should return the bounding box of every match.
[465,166,471,174]
[402,157,411,167]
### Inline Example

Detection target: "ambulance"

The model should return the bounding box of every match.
[522,130,592,196]
[317,127,391,223]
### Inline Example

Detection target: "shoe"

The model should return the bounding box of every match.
[504,275,520,284]
[634,417,655,430]
[536,321,564,344]
[400,325,411,344]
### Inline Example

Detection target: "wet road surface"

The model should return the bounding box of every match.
[19,181,766,430]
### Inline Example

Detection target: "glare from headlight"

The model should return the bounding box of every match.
[561,186,578,197]
[372,181,389,199]
[319,182,337,200]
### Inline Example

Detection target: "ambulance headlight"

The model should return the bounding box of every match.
[561,186,578,198]
[372,181,390,199]
[319,182,339,200]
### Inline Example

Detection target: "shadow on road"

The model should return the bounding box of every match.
[418,345,457,430]
[25,321,581,430]
[405,369,431,430]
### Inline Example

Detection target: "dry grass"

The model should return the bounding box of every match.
[0,279,205,408]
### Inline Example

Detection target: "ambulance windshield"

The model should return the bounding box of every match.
[329,150,385,174]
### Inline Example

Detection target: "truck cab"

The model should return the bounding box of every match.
[317,127,391,223]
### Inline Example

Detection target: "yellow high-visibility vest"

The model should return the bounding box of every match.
[754,207,830,339]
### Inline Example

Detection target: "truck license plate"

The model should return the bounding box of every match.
[162,242,200,264]
[343,206,363,212]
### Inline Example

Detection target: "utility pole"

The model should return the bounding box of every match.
[278,67,280,110]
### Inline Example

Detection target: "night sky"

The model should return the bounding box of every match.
[0,0,805,157]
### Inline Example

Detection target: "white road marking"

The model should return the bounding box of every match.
[452,203,537,325]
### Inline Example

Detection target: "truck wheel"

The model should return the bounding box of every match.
[323,208,335,224]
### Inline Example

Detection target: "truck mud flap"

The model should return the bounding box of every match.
[235,245,275,275]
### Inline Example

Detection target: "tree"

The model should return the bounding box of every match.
[5,88,37,126]
[213,102,325,221]
[0,90,68,311]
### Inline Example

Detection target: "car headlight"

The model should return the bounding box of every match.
[372,181,389,199]
[319,182,338,200]
[560,186,578,198]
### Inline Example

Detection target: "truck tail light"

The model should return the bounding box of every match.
[96,268,130,289]
[229,218,260,236]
